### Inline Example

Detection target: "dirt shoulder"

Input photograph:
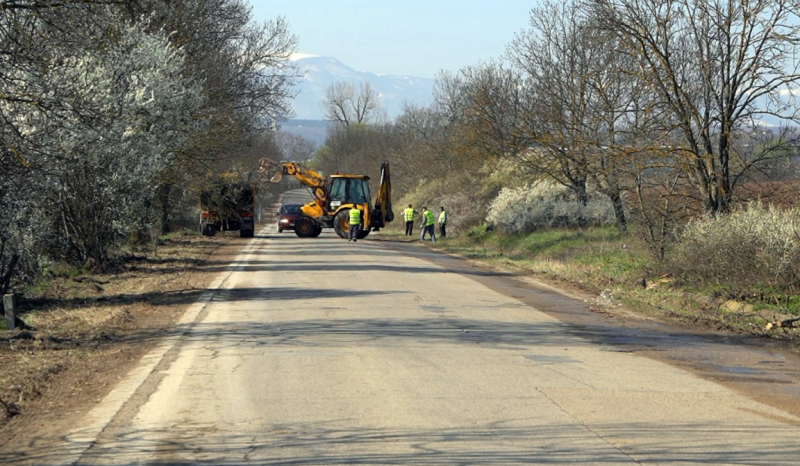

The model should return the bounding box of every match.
[0,231,248,451]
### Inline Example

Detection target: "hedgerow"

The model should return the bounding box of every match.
[668,203,800,293]
[486,181,617,234]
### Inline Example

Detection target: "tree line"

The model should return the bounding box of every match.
[0,0,298,294]
[313,0,800,253]
[3,0,799,295]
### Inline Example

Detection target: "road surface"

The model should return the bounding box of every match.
[20,221,800,465]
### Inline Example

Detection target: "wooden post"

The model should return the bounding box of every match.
[3,294,16,330]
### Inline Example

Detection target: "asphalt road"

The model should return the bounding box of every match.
[40,220,800,465]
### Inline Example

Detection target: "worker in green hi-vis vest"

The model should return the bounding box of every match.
[401,204,417,236]
[348,208,362,242]
[419,207,436,243]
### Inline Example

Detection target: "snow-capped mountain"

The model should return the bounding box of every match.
[289,54,435,120]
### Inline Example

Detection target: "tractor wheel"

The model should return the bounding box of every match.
[357,228,371,240]
[240,228,254,238]
[294,216,318,238]
[310,226,323,237]
[333,210,350,239]
[201,224,215,237]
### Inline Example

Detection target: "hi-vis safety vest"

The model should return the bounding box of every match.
[404,208,415,222]
[349,209,361,225]
[424,210,435,226]
[439,211,447,224]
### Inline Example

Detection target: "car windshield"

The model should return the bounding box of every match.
[281,205,302,214]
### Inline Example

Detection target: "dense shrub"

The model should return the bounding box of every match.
[486,181,617,234]
[668,203,800,292]
[399,160,512,235]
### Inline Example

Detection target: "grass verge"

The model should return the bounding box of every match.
[431,225,800,341]
[0,230,235,429]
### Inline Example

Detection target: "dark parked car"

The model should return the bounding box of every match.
[277,204,304,233]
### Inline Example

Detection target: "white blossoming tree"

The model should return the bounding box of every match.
[0,16,205,276]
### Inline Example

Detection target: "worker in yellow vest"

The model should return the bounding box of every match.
[420,207,436,243]
[348,208,362,242]
[438,206,447,238]
[401,204,416,236]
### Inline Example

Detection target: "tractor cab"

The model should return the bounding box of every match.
[328,176,371,210]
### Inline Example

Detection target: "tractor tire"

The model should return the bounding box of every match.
[240,228,254,238]
[357,228,371,240]
[201,224,215,237]
[294,216,318,238]
[333,210,351,239]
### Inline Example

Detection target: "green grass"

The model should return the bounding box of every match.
[440,225,654,289]
[751,294,800,316]
[432,225,768,332]
[450,225,634,262]
[432,225,800,336]
[25,278,53,295]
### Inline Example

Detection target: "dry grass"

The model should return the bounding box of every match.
[0,231,236,428]
[435,225,800,341]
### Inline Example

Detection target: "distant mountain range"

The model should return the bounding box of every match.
[288,54,435,121]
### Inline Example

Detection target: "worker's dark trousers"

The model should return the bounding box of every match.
[349,224,361,240]
[405,221,414,236]
[439,224,446,238]
[420,225,436,242]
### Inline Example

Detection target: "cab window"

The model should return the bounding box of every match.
[330,178,367,204]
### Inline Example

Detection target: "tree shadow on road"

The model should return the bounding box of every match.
[4,420,798,465]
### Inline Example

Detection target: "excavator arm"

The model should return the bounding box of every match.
[372,161,394,228]
[258,158,329,206]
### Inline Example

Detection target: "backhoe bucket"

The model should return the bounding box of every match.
[270,172,283,183]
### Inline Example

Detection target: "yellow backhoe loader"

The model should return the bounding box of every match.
[258,159,393,238]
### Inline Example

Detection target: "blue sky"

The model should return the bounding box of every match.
[248,1,535,79]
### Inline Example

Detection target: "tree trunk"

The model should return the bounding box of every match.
[160,184,171,235]
[575,180,588,227]
[609,190,627,234]
[577,186,587,206]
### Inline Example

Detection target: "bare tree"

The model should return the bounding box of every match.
[459,62,533,160]
[323,80,385,128]
[324,81,355,128]
[277,132,316,162]
[591,0,800,213]
[507,1,600,226]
